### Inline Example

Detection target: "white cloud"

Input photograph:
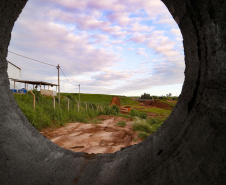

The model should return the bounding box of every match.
[171,28,181,37]
[127,47,135,50]
[8,0,184,96]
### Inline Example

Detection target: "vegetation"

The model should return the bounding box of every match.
[61,93,114,106]
[138,132,149,140]
[119,96,139,105]
[14,92,101,130]
[14,92,129,130]
[132,117,164,139]
[140,93,152,99]
[132,119,152,133]
[14,91,177,140]
[116,121,126,127]
[130,109,147,119]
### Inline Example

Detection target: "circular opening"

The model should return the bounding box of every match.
[7,0,184,154]
[2,1,226,184]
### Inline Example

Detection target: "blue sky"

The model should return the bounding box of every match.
[7,0,185,96]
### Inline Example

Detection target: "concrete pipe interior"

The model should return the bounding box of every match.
[0,0,226,185]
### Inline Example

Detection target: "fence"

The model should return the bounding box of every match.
[13,92,113,130]
[16,92,108,113]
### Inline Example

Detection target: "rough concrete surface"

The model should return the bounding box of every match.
[0,0,226,184]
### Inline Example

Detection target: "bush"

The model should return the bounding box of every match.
[132,118,164,135]
[112,105,120,113]
[117,121,126,127]
[147,118,163,125]
[103,105,120,116]
[139,112,147,119]
[130,109,147,119]
[138,132,149,140]
[130,109,140,117]
[141,93,151,99]
[132,119,151,133]
[147,118,164,133]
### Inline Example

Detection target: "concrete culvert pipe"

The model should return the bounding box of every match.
[0,0,226,184]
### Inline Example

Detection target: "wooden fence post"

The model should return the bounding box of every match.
[65,97,69,111]
[75,99,79,112]
[85,103,87,111]
[29,90,35,110]
[51,95,55,109]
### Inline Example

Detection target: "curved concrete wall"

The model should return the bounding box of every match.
[0,0,226,184]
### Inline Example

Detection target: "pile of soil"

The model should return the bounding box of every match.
[40,115,141,154]
[141,100,172,110]
[110,97,120,107]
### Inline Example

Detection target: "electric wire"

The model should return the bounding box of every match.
[8,50,79,87]
[60,67,78,87]
[8,50,56,67]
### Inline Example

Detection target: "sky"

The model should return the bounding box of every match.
[7,0,185,97]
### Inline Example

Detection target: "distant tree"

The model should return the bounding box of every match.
[141,93,151,99]
[166,93,172,97]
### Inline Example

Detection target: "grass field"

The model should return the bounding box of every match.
[14,91,177,140]
[61,93,115,105]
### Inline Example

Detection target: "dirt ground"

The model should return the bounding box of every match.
[139,100,174,110]
[40,115,141,154]
[40,99,177,154]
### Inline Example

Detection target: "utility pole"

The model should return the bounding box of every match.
[79,84,80,105]
[57,64,60,105]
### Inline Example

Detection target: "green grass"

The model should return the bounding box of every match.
[132,118,152,133]
[61,93,115,106]
[130,109,147,119]
[132,117,164,140]
[116,121,126,127]
[159,99,177,108]
[119,96,139,106]
[14,92,100,130]
[138,132,149,140]
[13,92,130,131]
[14,91,173,137]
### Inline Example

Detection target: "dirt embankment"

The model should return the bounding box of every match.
[40,99,177,154]
[41,115,141,154]
[137,100,174,110]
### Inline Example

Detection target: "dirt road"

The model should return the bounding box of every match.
[41,115,141,154]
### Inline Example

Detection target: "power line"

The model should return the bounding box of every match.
[8,50,56,67]
[8,50,78,87]
[60,67,78,87]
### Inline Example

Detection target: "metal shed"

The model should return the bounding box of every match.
[7,61,21,89]
[9,78,58,96]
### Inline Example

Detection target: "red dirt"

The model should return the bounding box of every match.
[40,100,177,154]
[40,115,141,154]
[110,97,120,107]
[140,100,172,110]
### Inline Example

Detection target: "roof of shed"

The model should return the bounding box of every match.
[9,78,58,86]
[7,61,21,70]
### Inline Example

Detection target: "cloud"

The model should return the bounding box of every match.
[130,33,148,43]
[136,48,147,56]
[8,0,185,96]
[116,47,123,50]
[129,23,154,32]
[171,28,181,37]
[146,31,183,60]
[92,71,128,81]
[137,51,147,56]
[10,14,120,75]
[127,47,135,50]
[106,12,132,27]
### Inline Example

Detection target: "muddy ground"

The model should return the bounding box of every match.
[41,115,141,154]
[40,100,176,154]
